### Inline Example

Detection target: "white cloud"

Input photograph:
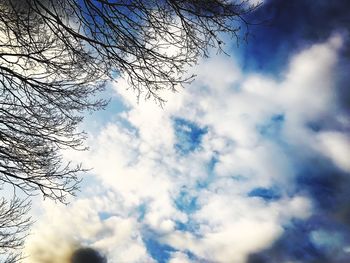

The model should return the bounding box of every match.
[24,194,154,263]
[24,35,348,262]
[169,251,191,263]
[316,131,350,172]
[159,194,311,263]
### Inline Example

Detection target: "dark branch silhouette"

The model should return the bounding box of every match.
[7,0,258,102]
[0,0,258,202]
[0,0,258,259]
[0,197,31,263]
[1,0,107,202]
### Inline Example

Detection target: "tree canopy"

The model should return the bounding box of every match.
[0,197,31,263]
[0,0,256,202]
[0,1,257,260]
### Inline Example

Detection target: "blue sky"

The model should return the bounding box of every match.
[24,1,350,262]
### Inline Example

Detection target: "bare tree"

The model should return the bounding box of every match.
[19,0,257,101]
[0,197,31,263]
[0,0,257,259]
[1,0,257,202]
[1,0,107,202]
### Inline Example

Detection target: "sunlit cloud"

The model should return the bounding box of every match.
[23,28,350,263]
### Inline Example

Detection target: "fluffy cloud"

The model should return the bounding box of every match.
[24,193,154,263]
[24,34,349,263]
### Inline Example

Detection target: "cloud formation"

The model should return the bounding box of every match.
[24,31,350,263]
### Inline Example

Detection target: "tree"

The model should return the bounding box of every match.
[1,0,107,202]
[1,0,257,202]
[9,0,257,101]
[1,1,257,259]
[0,197,31,263]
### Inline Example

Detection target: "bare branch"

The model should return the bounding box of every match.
[0,197,32,263]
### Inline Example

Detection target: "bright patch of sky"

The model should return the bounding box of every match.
[23,1,350,262]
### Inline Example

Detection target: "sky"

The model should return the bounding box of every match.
[22,0,350,262]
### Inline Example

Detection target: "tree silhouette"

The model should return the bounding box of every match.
[1,0,257,202]
[0,197,31,263]
[11,0,257,101]
[1,0,107,202]
[0,0,257,259]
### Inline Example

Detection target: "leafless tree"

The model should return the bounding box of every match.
[1,0,108,202]
[1,0,257,202]
[0,0,257,259]
[13,0,257,101]
[0,197,31,263]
